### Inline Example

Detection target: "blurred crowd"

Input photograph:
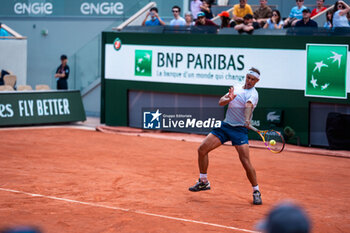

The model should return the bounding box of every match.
[141,0,350,34]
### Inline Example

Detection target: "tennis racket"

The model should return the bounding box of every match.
[249,125,285,153]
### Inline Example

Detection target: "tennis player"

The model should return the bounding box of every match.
[189,67,262,205]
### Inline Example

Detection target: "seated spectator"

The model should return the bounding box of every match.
[295,8,318,27]
[142,7,166,26]
[191,0,203,20]
[195,12,218,26]
[324,10,333,28]
[200,0,214,19]
[332,1,350,28]
[218,11,231,28]
[0,23,9,38]
[311,0,327,17]
[254,0,272,27]
[284,0,307,27]
[263,10,284,29]
[170,6,186,26]
[233,0,253,24]
[234,13,260,34]
[185,12,195,26]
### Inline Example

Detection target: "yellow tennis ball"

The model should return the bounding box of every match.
[269,140,276,146]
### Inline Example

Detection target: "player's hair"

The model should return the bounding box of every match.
[60,54,67,60]
[249,67,260,75]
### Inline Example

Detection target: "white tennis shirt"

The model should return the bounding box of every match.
[224,86,259,127]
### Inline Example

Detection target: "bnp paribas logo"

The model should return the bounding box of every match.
[135,50,152,77]
[306,44,348,99]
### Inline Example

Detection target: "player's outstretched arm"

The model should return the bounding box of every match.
[219,86,236,106]
[244,101,254,127]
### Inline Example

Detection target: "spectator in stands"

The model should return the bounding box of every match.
[257,202,311,233]
[233,0,253,24]
[185,12,195,26]
[234,13,260,34]
[295,8,318,27]
[284,0,307,28]
[324,10,333,28]
[253,0,272,27]
[200,0,214,19]
[195,12,218,26]
[142,7,166,26]
[218,11,231,28]
[191,0,203,20]
[332,1,350,28]
[263,10,284,29]
[55,55,70,90]
[311,0,327,17]
[170,6,186,26]
[0,23,9,38]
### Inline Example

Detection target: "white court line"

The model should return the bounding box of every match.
[0,125,96,131]
[0,187,259,233]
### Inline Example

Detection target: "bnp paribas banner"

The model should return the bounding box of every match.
[105,39,349,97]
[306,44,348,99]
[105,40,308,90]
[0,90,86,126]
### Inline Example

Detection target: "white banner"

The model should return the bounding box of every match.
[105,44,307,90]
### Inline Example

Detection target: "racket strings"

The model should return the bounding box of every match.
[264,130,284,152]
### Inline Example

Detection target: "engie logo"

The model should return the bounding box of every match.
[114,38,122,51]
[135,50,152,77]
[14,2,53,15]
[143,109,162,129]
[80,2,124,15]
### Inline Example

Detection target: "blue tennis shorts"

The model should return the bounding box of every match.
[210,122,249,145]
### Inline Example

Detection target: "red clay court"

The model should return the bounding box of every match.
[0,127,350,233]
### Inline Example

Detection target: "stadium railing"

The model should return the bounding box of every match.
[0,24,26,40]
[60,2,157,93]
[311,5,334,27]
[113,1,157,31]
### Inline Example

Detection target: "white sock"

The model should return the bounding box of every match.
[253,185,259,192]
[199,173,207,181]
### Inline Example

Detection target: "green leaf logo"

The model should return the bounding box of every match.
[306,44,348,99]
[135,50,152,77]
